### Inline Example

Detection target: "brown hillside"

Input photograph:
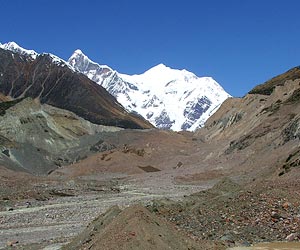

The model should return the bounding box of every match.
[249,66,300,95]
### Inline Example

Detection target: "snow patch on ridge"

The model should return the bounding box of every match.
[0,41,75,71]
[0,41,38,60]
[41,53,76,71]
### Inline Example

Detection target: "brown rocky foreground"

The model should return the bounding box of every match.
[1,166,300,249]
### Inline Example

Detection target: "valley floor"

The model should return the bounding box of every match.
[0,172,208,250]
[1,169,300,249]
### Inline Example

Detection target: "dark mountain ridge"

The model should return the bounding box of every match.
[0,48,152,129]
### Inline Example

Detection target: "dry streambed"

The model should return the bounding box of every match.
[0,181,206,249]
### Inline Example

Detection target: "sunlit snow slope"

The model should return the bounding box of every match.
[69,50,230,131]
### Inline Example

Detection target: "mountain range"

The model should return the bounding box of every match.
[0,42,151,129]
[68,49,230,131]
[0,42,230,131]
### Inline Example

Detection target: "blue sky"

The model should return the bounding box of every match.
[1,0,299,97]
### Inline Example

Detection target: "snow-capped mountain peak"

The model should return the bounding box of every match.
[69,49,112,71]
[1,42,231,131]
[74,49,84,55]
[0,41,38,60]
[69,50,231,131]
[68,50,115,88]
[1,42,75,71]
[125,63,198,85]
[147,63,169,72]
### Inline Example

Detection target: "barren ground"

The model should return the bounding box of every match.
[0,167,209,250]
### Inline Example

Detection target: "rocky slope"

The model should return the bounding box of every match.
[148,176,300,247]
[68,50,230,131]
[0,97,122,174]
[0,43,152,129]
[195,66,300,180]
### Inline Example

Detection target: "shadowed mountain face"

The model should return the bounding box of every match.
[0,48,152,129]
